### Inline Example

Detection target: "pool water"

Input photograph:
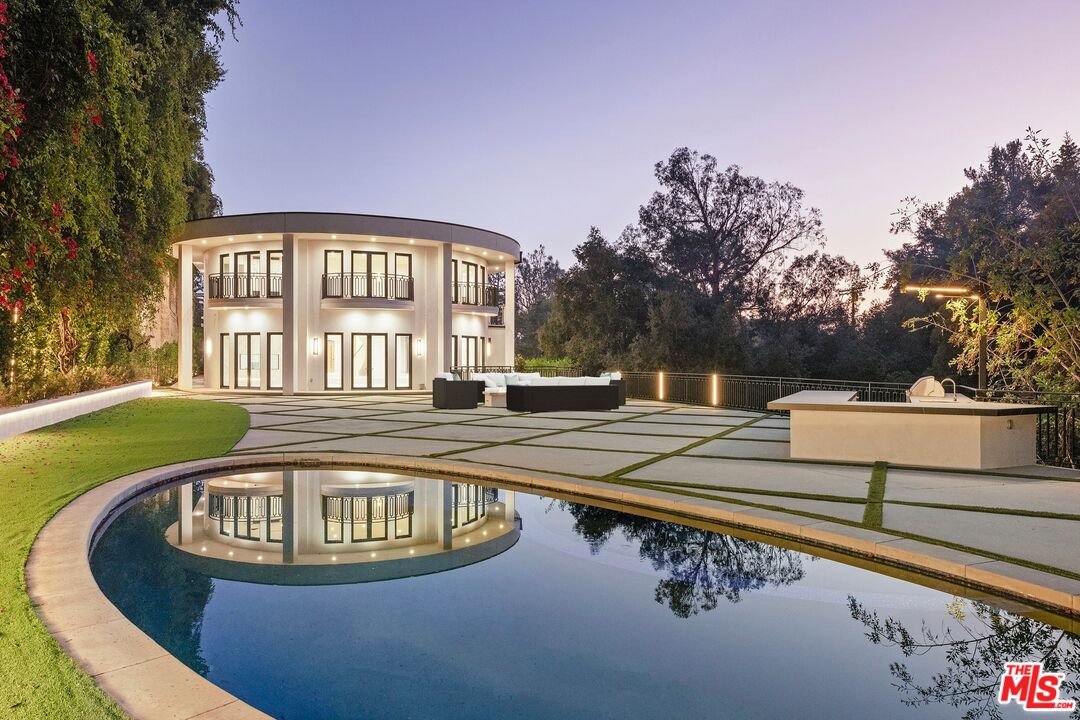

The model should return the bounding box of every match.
[90,470,1079,720]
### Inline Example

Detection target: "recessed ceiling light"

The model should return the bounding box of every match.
[228,237,234,242]
[331,234,337,239]
[257,235,263,239]
[257,555,263,561]
[370,236,377,242]
[200,240,206,244]
[201,546,207,552]
[331,556,337,561]
[482,251,487,255]
[409,239,415,244]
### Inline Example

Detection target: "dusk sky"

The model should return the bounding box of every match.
[204,0,1080,267]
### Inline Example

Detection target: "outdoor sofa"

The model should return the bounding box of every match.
[432,375,485,409]
[465,372,624,413]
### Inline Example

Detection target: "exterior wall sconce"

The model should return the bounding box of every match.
[486,338,492,357]
[415,337,424,358]
[657,371,665,401]
[312,337,321,356]
[205,338,213,356]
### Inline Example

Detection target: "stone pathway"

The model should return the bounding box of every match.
[204,392,1080,604]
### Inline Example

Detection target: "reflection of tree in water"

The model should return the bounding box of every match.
[91,487,214,675]
[848,595,1080,720]
[563,502,805,617]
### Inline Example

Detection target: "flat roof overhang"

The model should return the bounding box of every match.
[175,211,522,262]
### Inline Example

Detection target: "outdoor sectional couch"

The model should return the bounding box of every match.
[506,381,620,412]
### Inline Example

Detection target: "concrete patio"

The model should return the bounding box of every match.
[205,392,1080,614]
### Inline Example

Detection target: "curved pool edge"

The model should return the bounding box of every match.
[26,452,1080,720]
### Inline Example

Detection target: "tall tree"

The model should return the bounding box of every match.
[889,131,1080,392]
[638,147,825,306]
[514,244,563,357]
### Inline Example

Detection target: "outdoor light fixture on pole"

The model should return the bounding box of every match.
[902,285,987,392]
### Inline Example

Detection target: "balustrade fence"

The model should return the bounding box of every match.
[322,272,414,300]
[208,273,283,300]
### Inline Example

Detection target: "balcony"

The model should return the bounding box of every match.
[321,273,414,308]
[207,273,283,302]
[452,281,499,308]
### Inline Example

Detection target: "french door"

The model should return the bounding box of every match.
[235,333,261,389]
[395,334,412,389]
[325,333,343,390]
[351,251,388,298]
[267,332,283,390]
[351,333,387,390]
[219,333,231,388]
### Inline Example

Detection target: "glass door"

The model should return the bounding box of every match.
[267,250,282,297]
[395,334,412,389]
[267,333,283,390]
[219,333,231,388]
[351,333,369,390]
[370,252,387,298]
[351,333,388,390]
[324,250,343,298]
[394,253,412,300]
[235,252,261,298]
[325,333,343,390]
[235,333,260,389]
[350,251,369,297]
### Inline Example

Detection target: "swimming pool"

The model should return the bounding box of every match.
[89,468,1078,719]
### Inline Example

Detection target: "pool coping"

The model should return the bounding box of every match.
[26,453,1080,720]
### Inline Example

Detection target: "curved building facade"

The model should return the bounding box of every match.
[173,212,520,393]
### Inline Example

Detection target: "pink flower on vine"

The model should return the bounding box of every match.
[87,50,98,73]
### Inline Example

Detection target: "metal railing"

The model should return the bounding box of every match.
[207,273,283,300]
[321,273,414,300]
[621,370,1077,468]
[452,281,499,306]
[623,372,911,408]
[452,365,582,378]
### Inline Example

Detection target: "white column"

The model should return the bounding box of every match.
[282,234,296,395]
[282,470,298,563]
[177,244,193,389]
[436,479,453,549]
[503,489,516,528]
[438,242,453,373]
[504,261,516,368]
[178,483,193,545]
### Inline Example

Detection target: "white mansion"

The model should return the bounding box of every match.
[173,212,520,393]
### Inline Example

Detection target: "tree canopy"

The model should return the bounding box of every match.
[0,0,235,398]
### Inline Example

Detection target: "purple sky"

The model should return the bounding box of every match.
[204,1,1080,267]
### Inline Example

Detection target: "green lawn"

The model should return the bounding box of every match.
[0,398,248,719]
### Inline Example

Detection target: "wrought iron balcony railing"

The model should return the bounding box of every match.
[207,273,283,300]
[321,273,414,301]
[452,281,499,306]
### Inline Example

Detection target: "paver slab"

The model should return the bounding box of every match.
[687,438,792,459]
[451,445,654,476]
[231,428,345,451]
[522,430,693,454]
[468,416,596,430]
[589,421,721,438]
[626,414,748,427]
[724,426,791,441]
[623,456,872,496]
[881,505,1080,575]
[382,424,549,443]
[886,471,1080,514]
[269,417,431,435]
[263,435,481,456]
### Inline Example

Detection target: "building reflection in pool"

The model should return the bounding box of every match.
[167,470,520,583]
[848,595,1080,719]
[560,501,807,617]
